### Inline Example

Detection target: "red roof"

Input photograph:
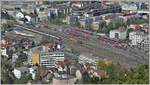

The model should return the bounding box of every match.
[118,26,126,32]
[129,24,142,30]
[94,70,109,78]
[56,61,65,68]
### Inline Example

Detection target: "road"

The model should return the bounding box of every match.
[14,24,149,68]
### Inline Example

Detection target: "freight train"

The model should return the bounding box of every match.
[66,27,127,49]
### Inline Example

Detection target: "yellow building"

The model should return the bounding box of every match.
[32,52,40,65]
[79,20,86,28]
[91,21,100,31]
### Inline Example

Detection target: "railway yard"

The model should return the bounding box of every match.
[8,24,148,68]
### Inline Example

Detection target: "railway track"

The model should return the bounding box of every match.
[14,24,148,68]
[14,24,60,40]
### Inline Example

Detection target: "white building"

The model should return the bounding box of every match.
[109,27,127,39]
[25,15,31,22]
[12,54,18,63]
[129,31,145,46]
[1,48,8,57]
[121,3,138,11]
[13,67,29,79]
[75,70,82,80]
[140,35,149,51]
[15,12,24,19]
[13,67,35,79]
[40,52,65,68]
[38,11,48,21]
[1,39,8,57]
[28,45,65,68]
[72,2,83,8]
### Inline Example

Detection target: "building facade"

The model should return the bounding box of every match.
[109,27,127,39]
[129,31,145,45]
[40,52,65,68]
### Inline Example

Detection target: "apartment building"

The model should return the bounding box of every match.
[129,31,145,46]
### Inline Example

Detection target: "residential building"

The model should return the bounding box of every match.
[22,8,35,14]
[91,21,100,31]
[75,70,82,82]
[109,27,127,39]
[38,10,48,21]
[67,15,78,25]
[29,46,65,68]
[30,14,39,24]
[88,5,121,16]
[18,17,28,24]
[54,5,71,15]
[79,17,93,28]
[121,3,138,11]
[13,67,35,79]
[48,5,71,20]
[25,15,31,22]
[1,48,8,57]
[118,14,141,24]
[35,0,43,5]
[81,63,109,80]
[92,16,101,21]
[138,35,149,51]
[128,24,142,31]
[71,2,84,8]
[15,11,24,19]
[39,51,65,68]
[6,10,15,16]
[91,20,107,31]
[53,73,77,84]
[13,67,29,79]
[48,9,58,18]
[79,18,86,28]
[88,69,108,79]
[129,31,145,45]
[30,52,65,67]
[12,53,18,64]
[100,13,121,20]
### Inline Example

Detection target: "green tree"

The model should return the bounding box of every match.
[75,20,81,28]
[96,60,107,70]
[58,13,66,18]
[96,60,149,84]
[15,60,23,67]
[82,73,91,84]
[2,20,15,32]
[107,21,114,29]
[14,74,32,84]
[97,27,110,34]
[43,1,49,5]
[91,76,101,84]
[126,28,134,38]
[32,41,36,47]
[97,21,116,34]
[125,64,149,84]
[1,56,9,84]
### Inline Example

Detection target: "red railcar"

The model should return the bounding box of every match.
[97,36,127,49]
[66,28,93,39]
